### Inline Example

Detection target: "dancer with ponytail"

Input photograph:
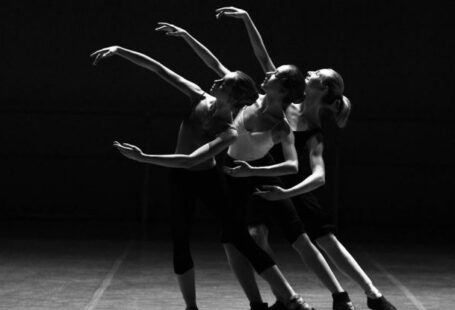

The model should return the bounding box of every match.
[217,6,397,310]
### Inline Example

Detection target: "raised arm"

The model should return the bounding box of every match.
[216,7,276,73]
[90,46,204,102]
[155,22,231,78]
[114,128,238,169]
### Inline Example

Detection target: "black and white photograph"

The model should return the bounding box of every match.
[0,1,453,309]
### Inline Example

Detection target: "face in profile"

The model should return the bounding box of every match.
[210,72,238,102]
[261,65,293,92]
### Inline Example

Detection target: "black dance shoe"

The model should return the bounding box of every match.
[367,296,397,310]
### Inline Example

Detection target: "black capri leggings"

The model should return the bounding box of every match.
[168,167,275,275]
[224,154,306,244]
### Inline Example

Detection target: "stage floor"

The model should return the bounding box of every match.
[0,223,453,310]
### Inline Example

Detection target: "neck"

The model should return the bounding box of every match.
[300,97,322,124]
[213,99,233,120]
[261,93,284,115]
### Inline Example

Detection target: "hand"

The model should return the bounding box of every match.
[155,22,188,37]
[215,7,248,20]
[113,141,144,162]
[90,46,120,66]
[253,185,288,201]
[223,160,255,177]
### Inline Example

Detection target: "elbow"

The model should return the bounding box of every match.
[288,160,299,174]
[317,176,326,186]
[180,157,195,169]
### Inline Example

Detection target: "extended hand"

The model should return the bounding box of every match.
[223,160,255,177]
[253,185,288,201]
[90,46,120,66]
[215,7,248,19]
[155,22,188,37]
[113,141,144,162]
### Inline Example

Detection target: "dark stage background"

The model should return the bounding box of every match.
[0,1,454,238]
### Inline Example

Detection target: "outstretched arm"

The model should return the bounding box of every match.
[155,22,231,78]
[90,46,204,102]
[216,7,276,73]
[114,129,237,169]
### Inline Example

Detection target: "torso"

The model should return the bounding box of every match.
[175,94,232,171]
[227,95,289,161]
[270,103,323,186]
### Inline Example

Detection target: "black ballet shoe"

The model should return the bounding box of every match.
[367,296,397,310]
[332,292,356,310]
[250,301,268,310]
[185,307,199,310]
[333,300,355,310]
[287,295,316,310]
[268,300,287,310]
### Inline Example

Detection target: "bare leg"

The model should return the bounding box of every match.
[292,233,345,293]
[224,244,264,303]
[316,233,381,297]
[177,269,198,309]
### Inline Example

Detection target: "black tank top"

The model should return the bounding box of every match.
[270,128,323,187]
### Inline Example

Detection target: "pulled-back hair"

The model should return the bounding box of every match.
[230,70,259,110]
[320,69,351,128]
[280,65,305,105]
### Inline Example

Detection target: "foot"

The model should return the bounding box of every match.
[185,307,198,310]
[250,302,268,310]
[287,295,315,310]
[367,296,397,310]
[333,292,355,310]
[333,300,355,310]
[268,300,287,310]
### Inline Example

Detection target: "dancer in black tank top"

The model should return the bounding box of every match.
[216,7,397,310]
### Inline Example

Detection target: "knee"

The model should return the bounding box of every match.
[315,233,338,251]
[248,225,269,247]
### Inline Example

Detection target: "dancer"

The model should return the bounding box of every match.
[217,7,397,310]
[153,21,348,310]
[91,44,313,310]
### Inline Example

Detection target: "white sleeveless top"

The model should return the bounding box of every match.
[227,106,284,161]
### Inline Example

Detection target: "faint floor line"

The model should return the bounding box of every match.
[361,249,427,310]
[84,241,133,310]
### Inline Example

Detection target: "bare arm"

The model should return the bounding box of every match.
[155,23,231,78]
[114,129,237,169]
[216,7,276,73]
[285,137,326,197]
[225,129,298,177]
[90,46,204,102]
[254,135,325,201]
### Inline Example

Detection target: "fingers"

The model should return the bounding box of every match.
[90,48,105,57]
[157,22,174,28]
[233,160,248,167]
[92,53,101,66]
[260,185,277,191]
[155,25,172,32]
[122,143,140,151]
[215,6,238,12]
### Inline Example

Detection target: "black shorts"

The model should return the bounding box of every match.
[224,154,305,244]
[290,192,337,240]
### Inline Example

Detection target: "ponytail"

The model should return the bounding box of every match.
[334,95,351,128]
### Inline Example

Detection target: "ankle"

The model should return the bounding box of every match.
[365,287,382,299]
[332,291,351,303]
